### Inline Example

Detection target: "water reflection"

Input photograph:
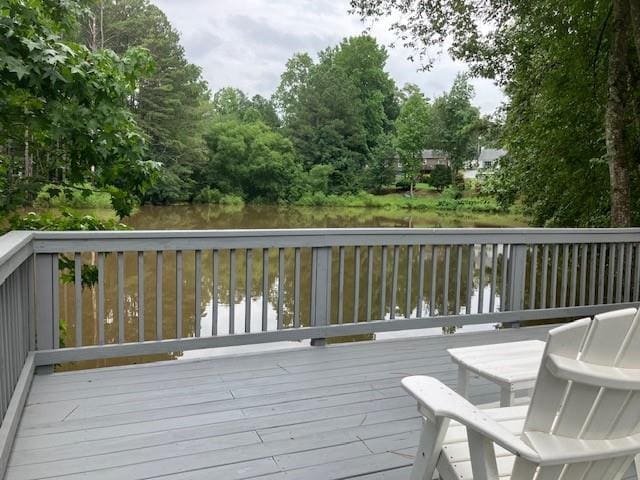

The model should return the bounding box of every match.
[58,204,523,370]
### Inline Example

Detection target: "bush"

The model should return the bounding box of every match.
[35,184,113,210]
[429,165,452,192]
[193,188,244,206]
[395,178,411,192]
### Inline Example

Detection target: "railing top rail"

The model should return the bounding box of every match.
[26,228,640,253]
[0,231,34,284]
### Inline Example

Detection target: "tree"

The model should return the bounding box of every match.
[365,133,397,193]
[395,89,430,197]
[0,0,155,218]
[82,0,210,206]
[430,165,452,192]
[429,75,481,173]
[350,0,640,226]
[201,120,305,203]
[280,36,399,194]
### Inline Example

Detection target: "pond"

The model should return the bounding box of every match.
[57,204,528,369]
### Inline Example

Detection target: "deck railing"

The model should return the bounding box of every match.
[26,228,640,361]
[1,227,640,475]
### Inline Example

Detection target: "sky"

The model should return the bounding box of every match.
[151,0,505,115]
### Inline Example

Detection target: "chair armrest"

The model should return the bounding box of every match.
[402,376,541,463]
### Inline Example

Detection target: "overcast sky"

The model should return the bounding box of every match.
[151,0,505,115]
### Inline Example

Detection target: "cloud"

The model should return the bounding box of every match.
[151,0,505,114]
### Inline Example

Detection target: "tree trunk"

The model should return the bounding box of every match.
[629,0,640,65]
[605,0,631,226]
[24,127,32,177]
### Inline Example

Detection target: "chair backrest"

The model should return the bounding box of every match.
[512,308,640,480]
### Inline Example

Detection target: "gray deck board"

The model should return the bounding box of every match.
[6,325,611,480]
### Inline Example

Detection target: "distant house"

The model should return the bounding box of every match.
[464,148,507,180]
[421,149,449,172]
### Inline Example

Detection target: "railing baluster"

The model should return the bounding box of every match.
[380,246,387,319]
[478,244,486,313]
[212,249,219,336]
[137,251,144,342]
[528,245,537,310]
[430,246,437,316]
[245,249,252,333]
[117,251,125,343]
[338,246,345,324]
[569,244,578,307]
[366,246,373,321]
[490,244,498,312]
[310,248,316,325]
[560,245,569,308]
[294,248,301,328]
[635,244,640,302]
[417,245,425,318]
[195,250,202,337]
[456,245,463,314]
[579,244,587,306]
[353,246,361,322]
[229,249,236,334]
[156,251,163,340]
[615,243,623,303]
[405,245,413,319]
[624,243,632,302]
[443,245,451,315]
[466,245,474,314]
[391,245,399,319]
[278,248,285,329]
[74,252,82,347]
[176,250,183,338]
[262,248,268,331]
[589,244,597,305]
[97,252,105,345]
[540,245,548,309]
[0,286,6,414]
[607,243,615,303]
[501,245,509,311]
[598,244,606,304]
[550,245,559,308]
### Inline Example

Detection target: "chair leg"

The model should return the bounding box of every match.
[500,386,514,407]
[457,367,470,399]
[634,454,640,479]
[410,416,450,480]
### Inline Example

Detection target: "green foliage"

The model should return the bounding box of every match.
[365,133,397,192]
[395,88,430,195]
[10,211,129,231]
[428,75,481,172]
[193,188,244,205]
[35,184,113,210]
[201,120,304,203]
[306,165,334,195]
[429,165,453,192]
[83,0,210,209]
[0,0,156,218]
[280,36,399,194]
[350,0,640,226]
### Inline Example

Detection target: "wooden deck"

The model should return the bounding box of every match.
[3,326,635,480]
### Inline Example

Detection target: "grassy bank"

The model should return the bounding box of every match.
[293,188,512,215]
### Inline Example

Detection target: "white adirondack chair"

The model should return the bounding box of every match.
[403,308,640,480]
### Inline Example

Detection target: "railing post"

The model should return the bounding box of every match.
[34,254,57,372]
[507,244,527,326]
[310,246,332,346]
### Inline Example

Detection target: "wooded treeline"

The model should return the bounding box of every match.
[4,0,637,227]
[351,0,640,227]
[0,0,487,220]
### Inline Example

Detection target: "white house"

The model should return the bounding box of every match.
[463,147,507,180]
